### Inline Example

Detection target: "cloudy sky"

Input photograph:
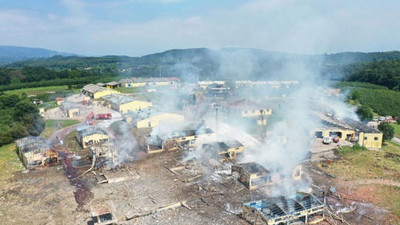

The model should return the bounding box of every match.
[0,0,399,56]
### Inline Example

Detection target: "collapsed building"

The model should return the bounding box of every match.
[119,77,180,88]
[314,112,383,149]
[231,162,302,190]
[60,102,80,118]
[125,110,184,128]
[81,84,119,99]
[204,83,231,98]
[88,142,118,168]
[242,192,325,225]
[202,140,245,161]
[76,125,110,148]
[101,94,153,113]
[146,128,215,154]
[15,136,59,169]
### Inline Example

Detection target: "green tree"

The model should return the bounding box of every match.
[351,90,360,101]
[378,122,395,142]
[356,105,373,121]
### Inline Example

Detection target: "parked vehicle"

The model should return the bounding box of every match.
[322,136,332,144]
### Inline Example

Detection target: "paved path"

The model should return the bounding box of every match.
[392,137,400,145]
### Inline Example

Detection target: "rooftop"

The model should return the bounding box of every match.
[77,125,108,137]
[82,84,109,94]
[235,162,269,174]
[243,193,324,222]
[106,81,120,86]
[101,94,135,105]
[15,136,50,154]
[203,140,243,151]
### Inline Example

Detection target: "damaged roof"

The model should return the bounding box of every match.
[203,140,243,151]
[101,94,135,105]
[77,125,108,137]
[314,111,380,133]
[234,162,269,174]
[243,193,324,222]
[82,84,110,93]
[15,136,50,154]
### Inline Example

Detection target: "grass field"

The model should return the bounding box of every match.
[5,85,70,96]
[40,119,80,138]
[321,141,400,218]
[115,86,146,93]
[391,123,400,138]
[0,143,23,185]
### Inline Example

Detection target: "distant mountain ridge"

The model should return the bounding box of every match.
[0,45,75,65]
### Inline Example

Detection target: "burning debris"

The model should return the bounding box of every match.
[15,136,59,169]
[242,192,325,225]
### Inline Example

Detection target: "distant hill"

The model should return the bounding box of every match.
[2,47,400,81]
[0,45,74,65]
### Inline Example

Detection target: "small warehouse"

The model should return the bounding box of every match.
[60,102,80,118]
[202,140,245,160]
[101,94,153,113]
[81,84,119,99]
[314,112,383,149]
[231,162,303,190]
[242,192,325,225]
[76,125,110,148]
[16,136,59,169]
[127,111,184,128]
[106,81,121,89]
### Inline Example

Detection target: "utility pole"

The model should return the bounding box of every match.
[214,103,220,137]
[259,109,267,141]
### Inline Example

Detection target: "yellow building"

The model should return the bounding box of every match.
[128,112,184,128]
[101,94,153,113]
[16,136,59,169]
[106,81,121,89]
[76,126,110,148]
[119,77,180,88]
[231,162,303,190]
[60,102,80,118]
[314,113,383,149]
[82,84,119,99]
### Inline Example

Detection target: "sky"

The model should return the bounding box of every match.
[0,0,399,56]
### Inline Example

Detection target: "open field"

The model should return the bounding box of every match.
[5,85,70,96]
[319,141,400,219]
[391,123,400,138]
[40,119,80,138]
[0,143,23,186]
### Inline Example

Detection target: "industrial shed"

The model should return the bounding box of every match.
[231,162,303,190]
[81,84,119,99]
[60,102,80,118]
[106,81,121,89]
[101,94,153,113]
[314,112,383,149]
[126,111,184,128]
[16,136,59,169]
[202,140,245,160]
[119,77,180,88]
[76,125,110,148]
[242,192,325,225]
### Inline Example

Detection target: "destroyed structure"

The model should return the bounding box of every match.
[242,192,325,225]
[231,162,302,190]
[101,94,153,113]
[16,136,59,169]
[76,125,110,148]
[119,77,180,88]
[89,202,118,225]
[314,112,383,149]
[202,140,245,161]
[60,102,80,118]
[88,142,118,168]
[81,84,118,99]
[146,128,215,153]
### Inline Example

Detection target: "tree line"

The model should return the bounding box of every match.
[0,94,44,146]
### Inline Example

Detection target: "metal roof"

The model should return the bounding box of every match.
[101,94,135,105]
[15,136,50,154]
[203,140,243,151]
[82,84,109,94]
[77,125,108,137]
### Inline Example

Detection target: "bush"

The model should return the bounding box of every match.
[378,122,395,142]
